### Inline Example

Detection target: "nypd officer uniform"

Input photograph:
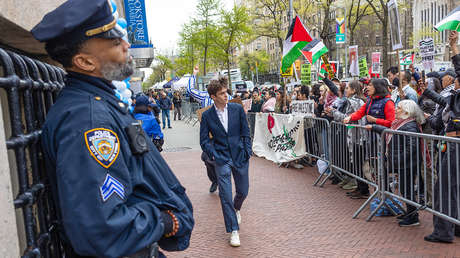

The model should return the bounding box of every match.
[31,1,194,257]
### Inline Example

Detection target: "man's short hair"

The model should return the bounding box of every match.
[45,39,87,68]
[386,66,398,75]
[402,70,412,83]
[207,77,228,96]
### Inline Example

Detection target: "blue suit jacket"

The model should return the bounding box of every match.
[200,103,252,168]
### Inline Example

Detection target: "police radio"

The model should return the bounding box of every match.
[125,122,149,155]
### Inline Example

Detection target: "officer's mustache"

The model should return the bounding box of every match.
[100,55,134,81]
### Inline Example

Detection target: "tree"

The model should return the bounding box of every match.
[346,0,371,45]
[365,0,390,73]
[238,50,270,80]
[193,0,221,74]
[249,0,287,53]
[143,55,175,89]
[213,5,252,90]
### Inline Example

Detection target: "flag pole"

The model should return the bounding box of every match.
[396,49,402,91]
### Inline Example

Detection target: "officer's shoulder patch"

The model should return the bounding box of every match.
[84,128,120,168]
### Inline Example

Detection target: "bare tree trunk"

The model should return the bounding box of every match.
[382,10,389,73]
[227,54,232,95]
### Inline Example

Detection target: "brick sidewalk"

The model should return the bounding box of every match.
[162,151,460,258]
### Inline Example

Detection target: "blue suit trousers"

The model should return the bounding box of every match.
[215,160,249,233]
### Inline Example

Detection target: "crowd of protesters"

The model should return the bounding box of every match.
[233,31,460,243]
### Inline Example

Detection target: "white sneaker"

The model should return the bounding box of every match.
[230,230,240,247]
[236,210,241,225]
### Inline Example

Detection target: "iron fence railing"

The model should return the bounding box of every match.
[0,48,65,257]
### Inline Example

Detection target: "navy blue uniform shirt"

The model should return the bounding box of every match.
[41,72,194,257]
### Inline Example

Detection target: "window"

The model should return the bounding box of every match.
[376,35,381,46]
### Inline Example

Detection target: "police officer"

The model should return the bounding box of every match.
[31,0,194,257]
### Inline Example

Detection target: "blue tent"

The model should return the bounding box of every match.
[162,77,179,88]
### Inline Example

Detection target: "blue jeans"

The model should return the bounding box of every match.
[162,109,171,128]
[215,160,249,232]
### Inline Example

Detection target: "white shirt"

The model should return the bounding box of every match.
[215,104,228,133]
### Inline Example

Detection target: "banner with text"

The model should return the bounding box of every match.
[301,63,311,85]
[124,0,153,48]
[349,45,359,77]
[359,56,369,78]
[253,113,306,163]
[290,100,315,116]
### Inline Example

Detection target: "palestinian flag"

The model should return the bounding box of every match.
[281,16,313,73]
[400,52,414,65]
[320,62,337,75]
[301,38,329,65]
[435,6,460,31]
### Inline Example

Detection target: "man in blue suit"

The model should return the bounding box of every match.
[200,77,252,247]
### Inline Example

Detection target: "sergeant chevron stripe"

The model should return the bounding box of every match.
[100,174,125,202]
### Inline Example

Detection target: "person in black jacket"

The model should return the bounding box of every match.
[159,92,173,129]
[173,91,182,121]
[367,100,426,227]
[424,30,460,243]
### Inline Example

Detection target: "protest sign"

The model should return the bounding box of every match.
[371,52,381,74]
[253,113,306,163]
[419,38,435,70]
[388,0,403,51]
[301,63,311,86]
[359,56,369,78]
[349,45,359,77]
[290,100,315,116]
[242,99,252,113]
[400,51,414,66]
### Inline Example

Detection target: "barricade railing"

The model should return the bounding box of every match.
[379,129,460,226]
[0,48,65,257]
[303,117,335,186]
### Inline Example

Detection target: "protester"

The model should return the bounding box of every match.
[395,70,419,106]
[367,100,426,226]
[134,95,164,152]
[261,91,276,112]
[249,91,263,112]
[33,0,194,256]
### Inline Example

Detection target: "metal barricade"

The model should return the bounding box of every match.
[379,129,460,226]
[329,122,383,220]
[302,117,336,187]
[181,100,192,121]
[246,112,256,141]
[189,102,201,126]
[0,48,65,257]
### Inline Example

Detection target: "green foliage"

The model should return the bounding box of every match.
[238,50,270,80]
[143,55,174,89]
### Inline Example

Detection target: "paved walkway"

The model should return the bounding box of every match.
[161,120,460,257]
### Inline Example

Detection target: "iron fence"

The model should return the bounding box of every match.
[0,48,65,257]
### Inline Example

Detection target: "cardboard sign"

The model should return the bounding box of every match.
[359,56,369,78]
[301,63,311,86]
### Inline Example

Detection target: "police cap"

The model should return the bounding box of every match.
[31,0,124,44]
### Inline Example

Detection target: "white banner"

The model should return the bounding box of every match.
[371,52,381,74]
[253,113,306,163]
[290,100,315,116]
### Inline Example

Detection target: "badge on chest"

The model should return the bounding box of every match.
[84,128,120,168]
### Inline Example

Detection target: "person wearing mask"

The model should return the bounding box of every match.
[159,92,172,129]
[367,100,427,226]
[134,95,164,152]
[387,66,400,89]
[33,1,194,256]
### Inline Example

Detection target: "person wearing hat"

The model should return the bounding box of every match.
[134,95,164,152]
[32,0,194,257]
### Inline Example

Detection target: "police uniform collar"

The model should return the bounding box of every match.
[66,72,129,114]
